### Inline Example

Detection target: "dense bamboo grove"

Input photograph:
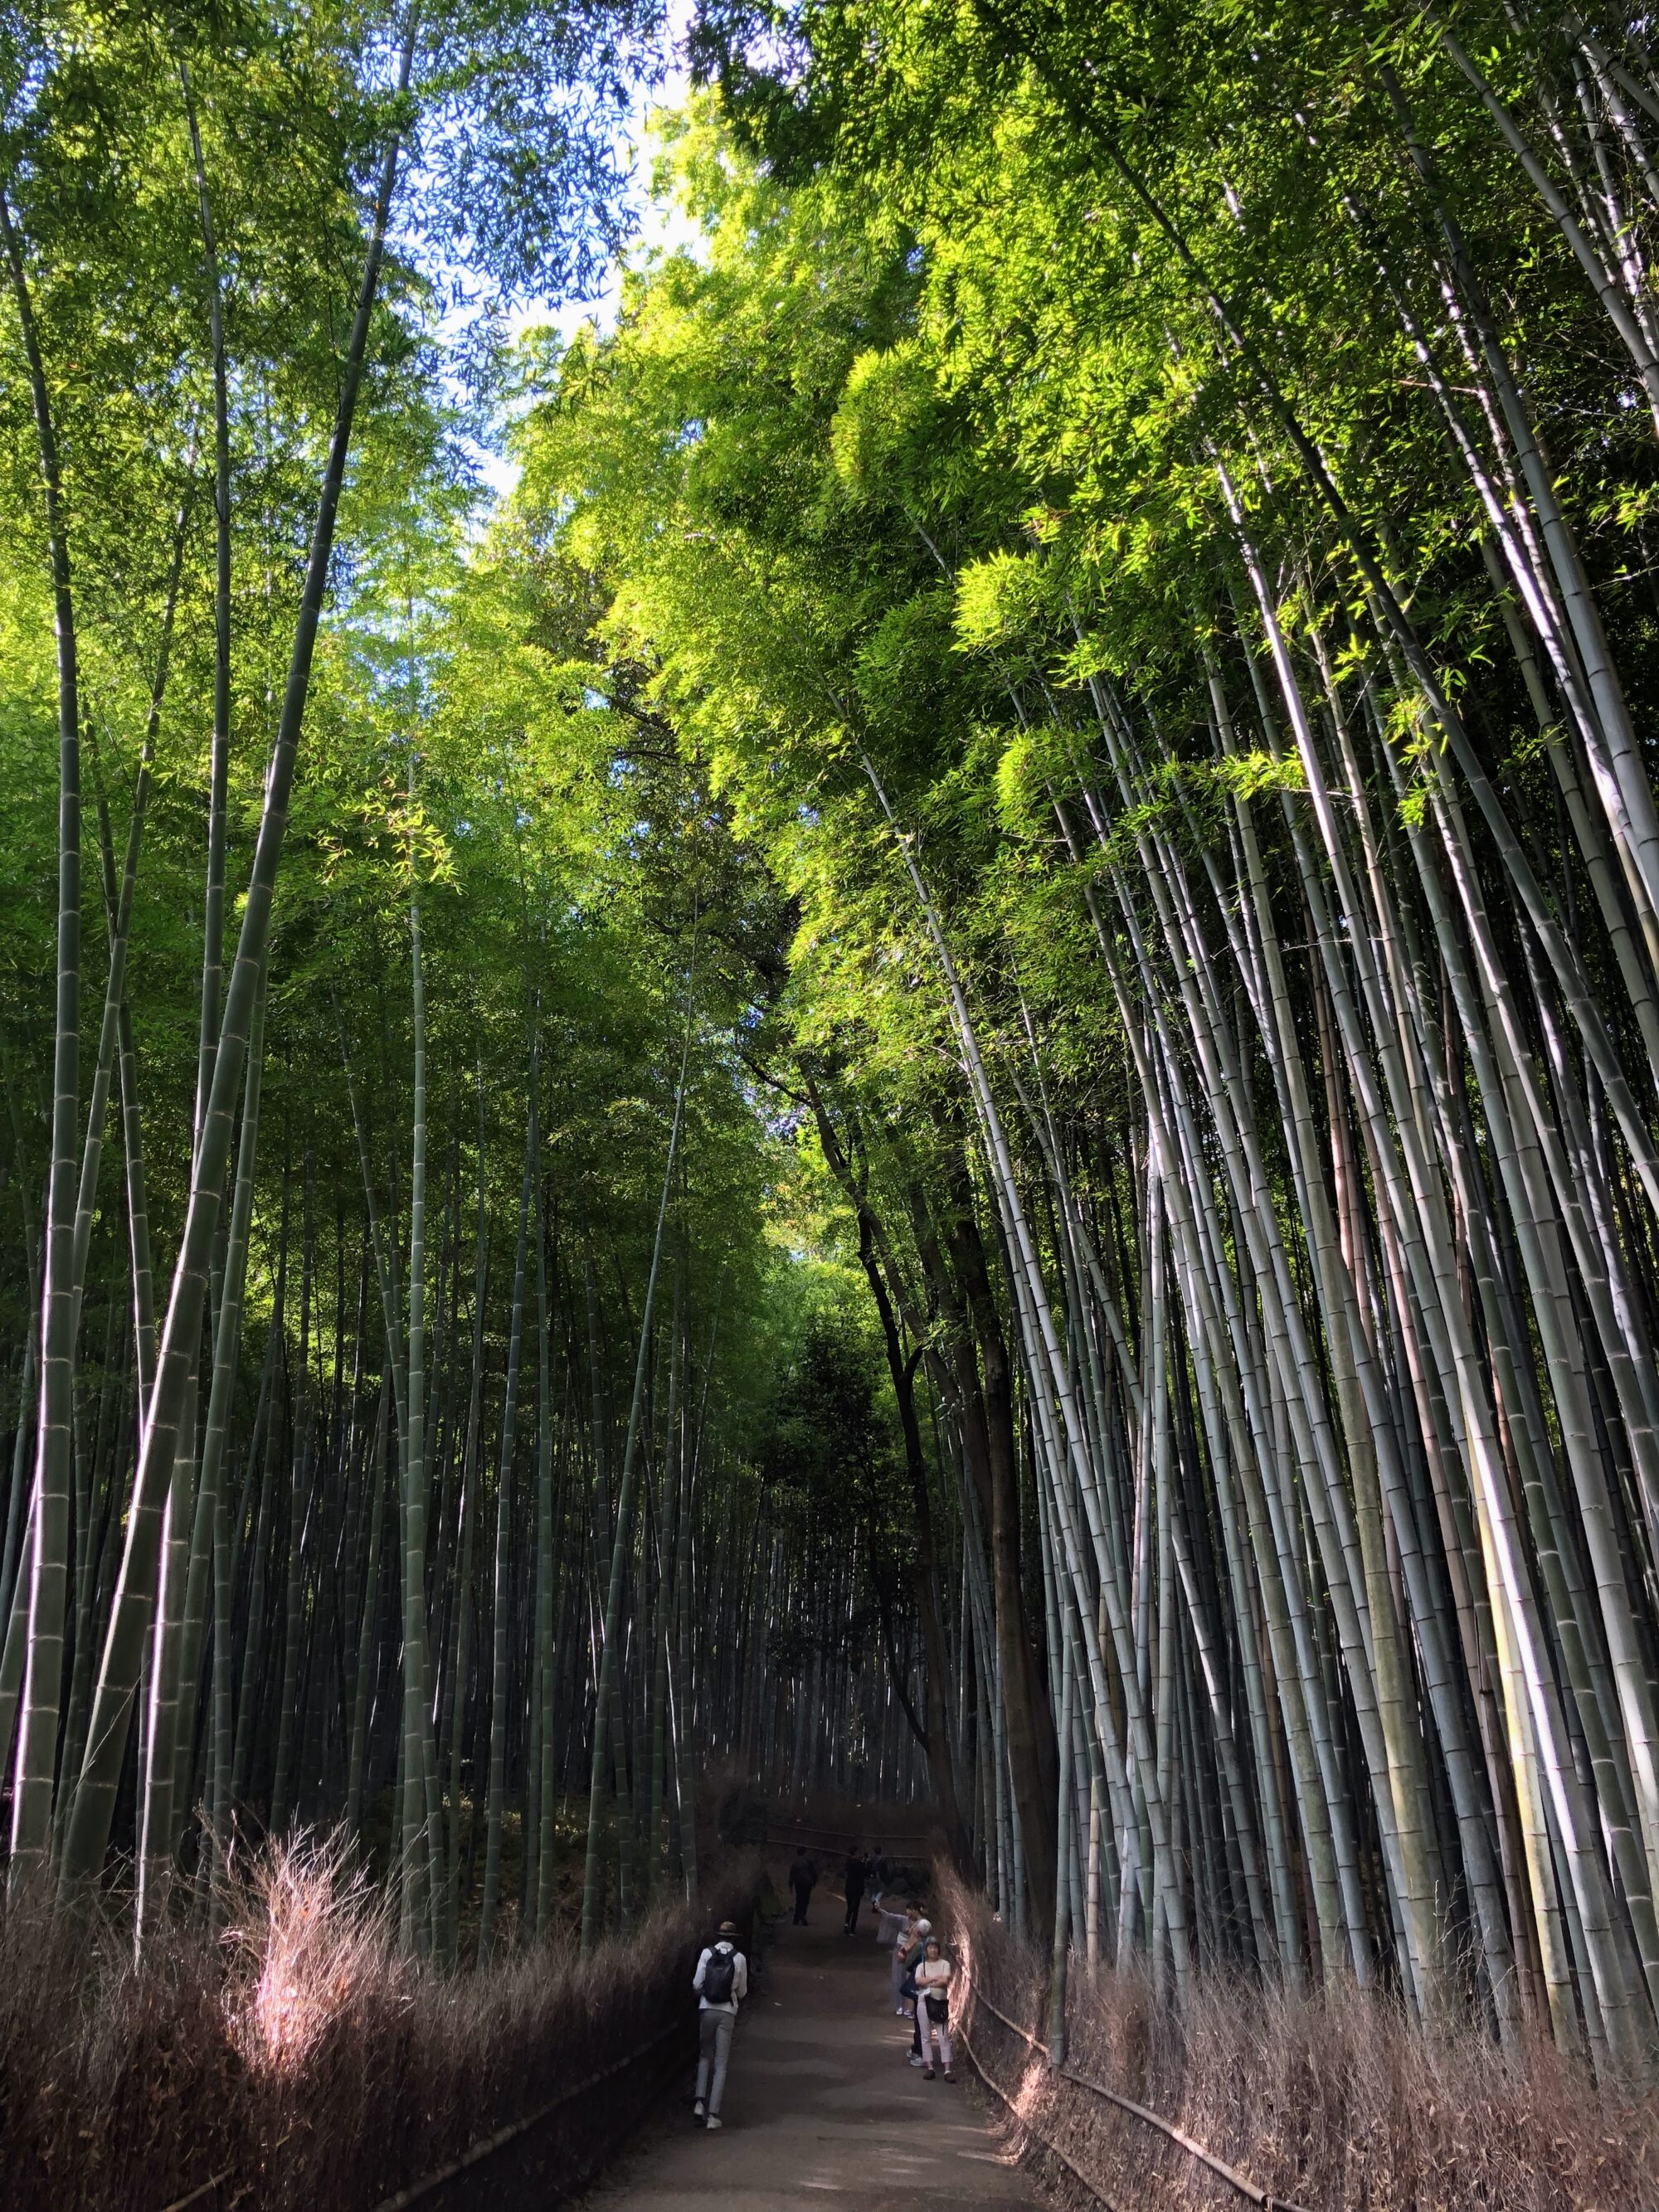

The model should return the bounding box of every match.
[0,0,930,1976]
[525,0,1659,2079]
[12,0,1659,2142]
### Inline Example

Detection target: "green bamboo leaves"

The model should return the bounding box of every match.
[505,5,1659,2069]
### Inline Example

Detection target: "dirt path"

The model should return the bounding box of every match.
[585,1887,1034,2211]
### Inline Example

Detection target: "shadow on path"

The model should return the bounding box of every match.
[583,1879,1033,2210]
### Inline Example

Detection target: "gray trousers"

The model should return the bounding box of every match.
[696,2005,736,2115]
[918,2004,952,2073]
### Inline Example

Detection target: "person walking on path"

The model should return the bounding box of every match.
[915,1937,956,2083]
[789,1851,817,1926]
[876,1899,912,2011]
[692,1920,748,2131]
[842,1846,869,1934]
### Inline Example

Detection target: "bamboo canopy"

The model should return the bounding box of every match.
[10,0,1659,2098]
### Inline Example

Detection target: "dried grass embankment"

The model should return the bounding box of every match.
[0,1838,761,2212]
[942,1871,1659,2212]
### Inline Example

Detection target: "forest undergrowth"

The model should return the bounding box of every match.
[0,1835,763,2212]
[946,1873,1659,2212]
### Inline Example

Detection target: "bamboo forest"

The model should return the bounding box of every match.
[10,2,1659,2207]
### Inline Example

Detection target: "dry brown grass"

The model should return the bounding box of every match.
[938,1871,1659,2211]
[0,1836,760,2212]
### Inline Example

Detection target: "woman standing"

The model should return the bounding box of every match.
[914,1936,956,2083]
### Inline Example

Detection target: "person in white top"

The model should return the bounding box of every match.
[901,1917,932,2063]
[913,1937,956,2082]
[875,1901,912,2015]
[692,1920,749,2129]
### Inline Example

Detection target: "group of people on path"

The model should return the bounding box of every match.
[688,1840,959,2136]
[786,1841,958,2081]
[787,1840,896,1933]
[876,1897,956,2083]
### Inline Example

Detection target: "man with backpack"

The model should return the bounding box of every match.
[692,1919,748,2130]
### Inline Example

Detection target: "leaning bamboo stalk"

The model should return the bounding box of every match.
[581,991,696,1952]
[2,177,82,1879]
[400,755,435,1952]
[479,1043,535,1965]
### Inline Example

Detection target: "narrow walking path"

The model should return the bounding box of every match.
[586,1885,1034,2210]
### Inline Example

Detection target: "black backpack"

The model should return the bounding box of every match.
[703,1947,737,2004]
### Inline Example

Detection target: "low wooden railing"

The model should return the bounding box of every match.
[762,1815,936,1858]
[366,2011,693,2212]
[158,2010,693,2212]
[956,1961,1316,2212]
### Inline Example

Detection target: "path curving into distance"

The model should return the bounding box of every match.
[585,1877,1035,2212]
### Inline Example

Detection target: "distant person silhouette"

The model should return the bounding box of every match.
[842,1846,868,1934]
[789,1850,817,1925]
